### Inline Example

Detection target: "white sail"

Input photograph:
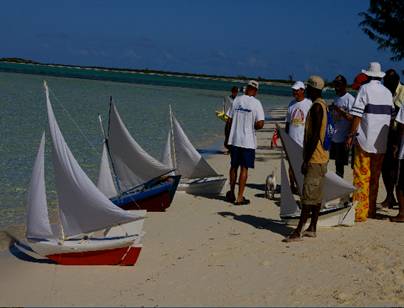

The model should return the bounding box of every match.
[97,142,118,198]
[45,82,142,238]
[108,103,172,190]
[280,157,300,216]
[278,127,355,202]
[26,132,55,240]
[161,130,174,170]
[171,113,218,178]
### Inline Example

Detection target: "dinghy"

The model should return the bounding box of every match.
[97,101,181,212]
[278,127,356,227]
[24,82,146,266]
[162,106,226,195]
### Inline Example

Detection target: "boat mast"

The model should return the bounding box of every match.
[98,96,123,195]
[169,105,177,171]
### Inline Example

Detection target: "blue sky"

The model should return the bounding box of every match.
[0,0,402,81]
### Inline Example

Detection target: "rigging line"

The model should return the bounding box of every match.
[48,87,100,156]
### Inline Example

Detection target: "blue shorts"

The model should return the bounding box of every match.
[230,146,255,168]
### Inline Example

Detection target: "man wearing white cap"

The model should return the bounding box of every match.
[285,81,312,192]
[346,62,395,221]
[224,80,265,205]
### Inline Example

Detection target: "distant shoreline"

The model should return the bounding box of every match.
[0,57,293,88]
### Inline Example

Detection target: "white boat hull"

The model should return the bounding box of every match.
[178,176,226,195]
[281,202,356,227]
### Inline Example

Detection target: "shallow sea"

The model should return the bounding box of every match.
[0,72,291,229]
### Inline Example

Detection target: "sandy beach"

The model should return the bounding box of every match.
[1,109,403,307]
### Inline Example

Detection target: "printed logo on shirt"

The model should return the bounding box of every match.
[235,107,252,113]
[290,108,305,126]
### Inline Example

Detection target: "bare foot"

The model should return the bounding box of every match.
[282,233,303,242]
[389,215,404,223]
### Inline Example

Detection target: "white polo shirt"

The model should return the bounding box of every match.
[286,98,312,147]
[350,80,394,154]
[226,94,265,149]
[332,92,355,143]
[395,106,404,160]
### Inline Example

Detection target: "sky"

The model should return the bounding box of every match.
[0,0,402,81]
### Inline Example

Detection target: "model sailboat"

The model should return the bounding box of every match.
[24,82,146,266]
[97,101,180,212]
[278,126,356,227]
[162,106,226,195]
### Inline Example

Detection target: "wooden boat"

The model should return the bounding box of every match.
[24,82,146,265]
[97,101,180,212]
[278,127,356,227]
[162,106,226,196]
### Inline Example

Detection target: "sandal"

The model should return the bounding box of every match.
[302,230,317,238]
[234,197,250,206]
[225,191,236,203]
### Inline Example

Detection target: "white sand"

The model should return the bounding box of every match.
[1,113,403,307]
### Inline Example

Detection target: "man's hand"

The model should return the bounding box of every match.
[301,161,309,175]
[345,135,354,150]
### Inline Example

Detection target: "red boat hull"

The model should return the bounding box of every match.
[120,191,172,212]
[47,246,142,266]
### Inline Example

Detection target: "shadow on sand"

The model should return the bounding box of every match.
[217,211,293,236]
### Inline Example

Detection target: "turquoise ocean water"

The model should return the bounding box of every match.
[0,70,292,229]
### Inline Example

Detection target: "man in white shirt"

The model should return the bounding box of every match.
[224,80,265,205]
[346,62,394,221]
[390,105,404,222]
[330,75,355,178]
[285,81,312,192]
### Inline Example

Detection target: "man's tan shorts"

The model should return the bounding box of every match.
[301,163,327,206]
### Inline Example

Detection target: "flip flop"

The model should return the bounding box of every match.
[282,235,303,242]
[234,197,250,206]
[302,231,317,238]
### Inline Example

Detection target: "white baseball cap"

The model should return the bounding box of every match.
[247,80,259,89]
[291,81,305,90]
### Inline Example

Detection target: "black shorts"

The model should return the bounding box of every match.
[230,146,255,168]
[330,142,349,165]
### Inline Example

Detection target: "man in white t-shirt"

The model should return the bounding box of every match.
[330,75,355,178]
[390,105,404,222]
[346,62,394,221]
[285,81,312,192]
[224,80,265,205]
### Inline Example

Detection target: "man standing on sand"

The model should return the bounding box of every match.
[330,75,355,178]
[224,80,265,205]
[285,81,312,192]
[346,62,394,222]
[284,76,329,241]
[390,104,404,222]
[380,69,404,208]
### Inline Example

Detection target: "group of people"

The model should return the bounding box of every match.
[221,62,404,242]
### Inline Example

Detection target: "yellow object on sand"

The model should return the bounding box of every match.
[215,110,229,122]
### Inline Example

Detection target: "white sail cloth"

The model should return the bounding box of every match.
[280,158,300,216]
[45,83,141,238]
[108,103,172,191]
[278,127,355,202]
[26,133,55,240]
[163,112,219,179]
[97,143,118,198]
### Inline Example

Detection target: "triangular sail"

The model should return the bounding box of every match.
[278,127,355,202]
[161,130,175,170]
[280,157,300,216]
[108,103,172,191]
[45,82,142,238]
[171,113,218,178]
[26,132,55,240]
[97,142,118,198]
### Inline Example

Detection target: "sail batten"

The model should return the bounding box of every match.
[108,103,172,190]
[26,133,55,240]
[44,82,142,238]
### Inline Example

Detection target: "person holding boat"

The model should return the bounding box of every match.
[283,75,329,242]
[285,81,312,193]
[224,80,265,205]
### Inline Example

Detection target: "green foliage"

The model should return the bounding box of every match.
[359,0,404,61]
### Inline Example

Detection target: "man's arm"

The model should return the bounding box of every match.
[224,118,232,149]
[303,103,323,165]
[254,120,264,130]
